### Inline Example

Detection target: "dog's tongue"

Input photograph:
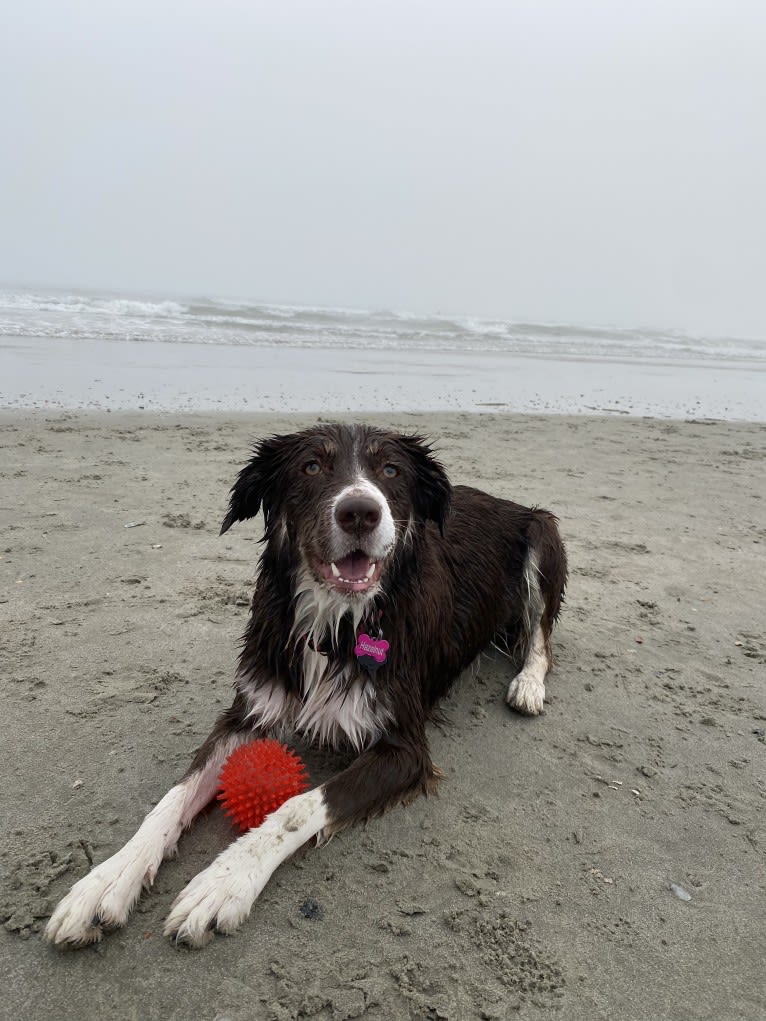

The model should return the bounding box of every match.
[318,550,381,591]
[335,551,372,580]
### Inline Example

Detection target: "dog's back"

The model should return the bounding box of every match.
[417,484,565,704]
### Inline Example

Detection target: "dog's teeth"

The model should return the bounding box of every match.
[330,562,341,578]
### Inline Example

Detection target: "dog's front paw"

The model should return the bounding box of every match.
[164,852,261,948]
[506,672,545,715]
[165,788,326,947]
[44,855,147,947]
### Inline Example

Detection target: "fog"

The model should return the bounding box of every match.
[2,0,764,336]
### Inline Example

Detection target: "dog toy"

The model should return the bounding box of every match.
[217,738,309,832]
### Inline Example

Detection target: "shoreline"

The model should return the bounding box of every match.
[2,334,765,420]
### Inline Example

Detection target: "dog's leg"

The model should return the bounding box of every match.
[45,700,253,947]
[506,547,551,716]
[506,618,550,715]
[163,786,328,947]
[164,729,439,947]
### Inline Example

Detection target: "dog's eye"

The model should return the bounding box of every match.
[382,464,399,479]
[304,461,322,477]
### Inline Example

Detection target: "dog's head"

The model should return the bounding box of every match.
[221,424,451,598]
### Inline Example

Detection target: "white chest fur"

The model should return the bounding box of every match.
[294,645,390,750]
[242,568,391,751]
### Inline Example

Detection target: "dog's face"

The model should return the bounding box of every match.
[221,424,451,598]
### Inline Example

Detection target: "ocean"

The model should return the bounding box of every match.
[3,288,766,363]
[1,288,765,418]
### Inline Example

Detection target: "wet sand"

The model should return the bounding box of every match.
[1,409,764,1020]
[2,334,765,420]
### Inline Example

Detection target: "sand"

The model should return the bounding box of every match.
[1,409,764,1021]
[3,335,765,420]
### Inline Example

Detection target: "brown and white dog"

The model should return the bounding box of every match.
[46,423,567,948]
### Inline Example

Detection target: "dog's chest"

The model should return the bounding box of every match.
[292,646,391,751]
[241,644,391,752]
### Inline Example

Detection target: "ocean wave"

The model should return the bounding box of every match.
[1,287,765,365]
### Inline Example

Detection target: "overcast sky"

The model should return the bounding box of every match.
[1,1,764,336]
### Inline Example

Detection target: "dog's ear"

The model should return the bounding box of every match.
[220,434,293,535]
[396,434,452,536]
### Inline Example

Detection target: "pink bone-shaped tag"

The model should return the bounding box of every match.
[354,633,389,664]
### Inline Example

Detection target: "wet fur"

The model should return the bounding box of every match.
[46,423,567,948]
[204,425,567,828]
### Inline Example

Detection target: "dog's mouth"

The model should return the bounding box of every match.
[317,550,385,594]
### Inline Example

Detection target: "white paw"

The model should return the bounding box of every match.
[163,851,262,947]
[44,852,151,946]
[164,788,328,947]
[506,672,545,715]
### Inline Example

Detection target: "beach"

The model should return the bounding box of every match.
[2,291,765,421]
[3,333,766,422]
[1,408,764,1020]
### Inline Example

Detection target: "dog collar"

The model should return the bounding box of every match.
[354,633,389,674]
[355,610,388,675]
[304,611,388,675]
[305,633,329,656]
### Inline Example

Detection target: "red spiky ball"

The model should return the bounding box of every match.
[217,739,309,832]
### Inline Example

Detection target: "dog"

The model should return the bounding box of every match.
[46,423,567,948]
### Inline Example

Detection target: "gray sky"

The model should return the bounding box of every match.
[2,0,764,336]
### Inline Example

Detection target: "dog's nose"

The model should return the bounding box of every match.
[335,495,382,535]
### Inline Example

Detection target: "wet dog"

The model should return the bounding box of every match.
[46,423,567,947]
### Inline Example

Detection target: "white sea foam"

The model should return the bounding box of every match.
[1,291,187,318]
[1,287,765,366]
